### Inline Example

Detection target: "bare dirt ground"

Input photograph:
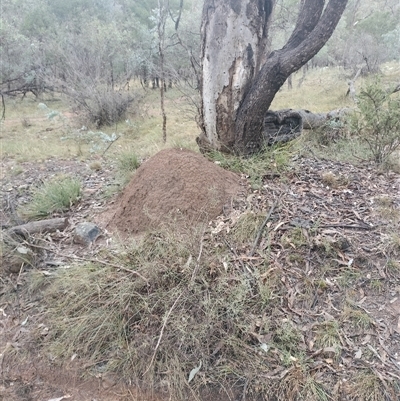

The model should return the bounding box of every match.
[1,142,400,399]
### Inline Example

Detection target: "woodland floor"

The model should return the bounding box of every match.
[1,118,400,399]
[2,153,400,400]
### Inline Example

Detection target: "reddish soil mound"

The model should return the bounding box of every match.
[107,148,241,236]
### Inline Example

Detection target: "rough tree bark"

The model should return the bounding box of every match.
[198,0,349,155]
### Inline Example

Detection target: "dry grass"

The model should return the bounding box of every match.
[26,204,399,400]
[272,61,400,113]
[2,63,399,168]
[347,371,393,401]
[27,221,335,400]
[0,87,200,164]
[271,67,352,112]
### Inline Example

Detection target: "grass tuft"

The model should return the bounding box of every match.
[342,306,373,329]
[19,175,81,220]
[206,144,292,189]
[117,151,140,174]
[348,371,390,401]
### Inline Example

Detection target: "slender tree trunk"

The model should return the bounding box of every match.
[157,0,168,144]
[198,0,349,155]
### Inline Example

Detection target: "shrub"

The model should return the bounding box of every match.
[349,80,400,164]
[72,88,139,128]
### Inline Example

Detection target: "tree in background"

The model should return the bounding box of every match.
[2,0,398,133]
[313,0,400,72]
[0,0,201,126]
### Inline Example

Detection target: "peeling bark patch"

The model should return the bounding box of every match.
[230,0,241,14]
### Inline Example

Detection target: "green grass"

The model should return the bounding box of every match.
[117,151,140,172]
[19,175,81,220]
[315,321,341,356]
[206,144,292,188]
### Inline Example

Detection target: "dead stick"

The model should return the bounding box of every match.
[143,292,183,375]
[191,232,205,283]
[24,242,149,284]
[222,238,251,275]
[319,223,375,230]
[249,202,276,257]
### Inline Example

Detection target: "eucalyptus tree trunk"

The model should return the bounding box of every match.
[198,0,349,155]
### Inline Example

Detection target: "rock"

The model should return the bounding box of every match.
[74,222,101,245]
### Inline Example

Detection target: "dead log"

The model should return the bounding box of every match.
[297,108,351,129]
[262,109,303,145]
[262,108,351,145]
[7,217,69,238]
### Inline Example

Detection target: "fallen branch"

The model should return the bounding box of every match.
[319,223,375,231]
[23,241,149,284]
[297,108,351,129]
[144,292,183,376]
[7,218,69,237]
[262,108,352,145]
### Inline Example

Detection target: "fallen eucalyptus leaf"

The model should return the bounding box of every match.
[188,361,202,383]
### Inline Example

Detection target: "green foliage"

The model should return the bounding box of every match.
[20,176,81,220]
[349,79,400,164]
[21,2,53,37]
[321,0,400,70]
[0,18,34,82]
[46,0,116,23]
[356,11,398,39]
[62,129,119,155]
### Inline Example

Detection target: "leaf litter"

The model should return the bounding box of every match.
[1,153,400,400]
